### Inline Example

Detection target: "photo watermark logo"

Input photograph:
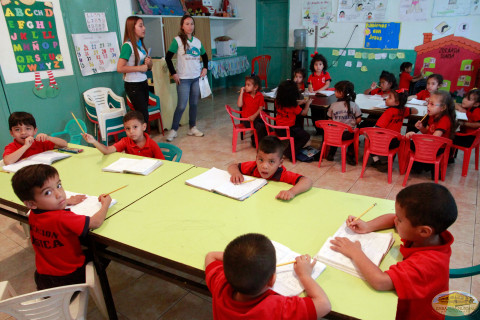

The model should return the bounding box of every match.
[432,291,479,317]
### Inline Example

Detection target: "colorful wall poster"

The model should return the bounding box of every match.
[364,22,401,49]
[72,32,120,76]
[302,0,332,26]
[337,0,388,22]
[432,0,471,16]
[398,0,428,21]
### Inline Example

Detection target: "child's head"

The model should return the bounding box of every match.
[245,75,261,93]
[293,68,306,85]
[309,53,328,74]
[275,80,300,107]
[385,89,408,109]
[223,233,276,295]
[256,136,285,179]
[9,112,38,145]
[428,90,454,117]
[334,80,356,101]
[11,164,66,211]
[461,88,480,110]
[426,74,443,93]
[379,70,397,92]
[400,62,413,73]
[123,111,147,142]
[395,183,457,239]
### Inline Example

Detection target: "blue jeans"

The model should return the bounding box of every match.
[171,77,200,131]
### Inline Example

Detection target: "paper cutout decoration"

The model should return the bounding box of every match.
[368,53,375,59]
[357,61,363,67]
[375,53,382,60]
[434,21,451,34]
[361,66,368,72]
[348,50,356,56]
[345,61,352,67]
[397,52,405,59]
[389,53,397,59]
[32,71,60,99]
[332,61,338,67]
[355,52,362,58]
[362,52,368,59]
[332,49,340,56]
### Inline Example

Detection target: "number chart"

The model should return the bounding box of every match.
[72,32,119,76]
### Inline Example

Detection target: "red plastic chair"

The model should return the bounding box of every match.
[251,55,271,88]
[225,105,259,153]
[315,120,359,172]
[359,128,404,184]
[260,111,296,164]
[126,93,164,135]
[452,129,480,177]
[402,135,452,187]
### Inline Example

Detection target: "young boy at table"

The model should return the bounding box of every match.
[11,164,112,290]
[330,183,457,320]
[205,233,331,319]
[82,110,165,160]
[454,88,480,147]
[228,136,312,201]
[3,112,68,165]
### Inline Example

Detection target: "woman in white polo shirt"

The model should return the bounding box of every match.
[117,16,152,124]
[165,14,208,142]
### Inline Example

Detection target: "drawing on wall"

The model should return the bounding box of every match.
[303,0,332,26]
[472,0,480,14]
[337,0,388,22]
[72,32,120,76]
[399,0,428,21]
[432,0,470,16]
[33,70,60,99]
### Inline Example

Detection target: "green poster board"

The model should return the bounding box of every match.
[2,1,64,73]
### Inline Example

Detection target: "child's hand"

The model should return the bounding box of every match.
[248,114,256,122]
[405,131,415,139]
[35,133,48,142]
[276,190,295,201]
[414,120,424,130]
[293,254,316,278]
[66,194,87,206]
[23,136,34,149]
[98,194,112,207]
[82,133,96,144]
[370,82,377,90]
[240,87,245,94]
[346,215,369,233]
[230,172,244,184]
[330,237,361,259]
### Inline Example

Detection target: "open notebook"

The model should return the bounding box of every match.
[272,241,326,296]
[407,98,427,106]
[185,167,267,201]
[314,223,394,279]
[65,191,117,217]
[2,151,71,173]
[102,158,162,176]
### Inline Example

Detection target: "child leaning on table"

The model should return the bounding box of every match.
[454,88,480,148]
[82,110,165,160]
[11,164,112,290]
[227,136,312,201]
[3,112,68,165]
[330,183,457,320]
[205,233,331,320]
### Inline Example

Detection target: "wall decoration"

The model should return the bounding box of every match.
[32,70,60,98]
[72,32,120,76]
[398,0,428,21]
[432,0,470,16]
[364,22,401,49]
[337,0,387,22]
[302,0,332,26]
[85,12,108,32]
[472,0,480,15]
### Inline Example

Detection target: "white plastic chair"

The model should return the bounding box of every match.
[85,261,108,319]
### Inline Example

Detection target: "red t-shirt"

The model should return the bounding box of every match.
[308,71,331,91]
[242,92,265,118]
[238,161,302,185]
[275,104,302,127]
[376,107,411,132]
[206,260,317,320]
[113,133,165,160]
[427,115,452,138]
[297,82,305,92]
[399,71,413,90]
[463,107,480,134]
[416,90,430,101]
[29,209,89,276]
[3,139,55,160]
[386,231,453,320]
[369,88,390,96]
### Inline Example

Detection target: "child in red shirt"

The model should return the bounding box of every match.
[409,74,443,102]
[330,183,457,320]
[364,70,397,97]
[398,62,423,92]
[293,68,306,92]
[3,112,68,165]
[205,233,331,320]
[454,88,480,147]
[307,53,331,93]
[83,110,165,160]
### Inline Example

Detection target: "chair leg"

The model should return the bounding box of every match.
[253,131,259,150]
[462,149,472,177]
[290,139,296,164]
[402,158,414,187]
[387,154,393,184]
[232,130,238,153]
[341,146,346,173]
[85,262,108,319]
[158,115,164,136]
[475,146,479,171]
[318,143,326,167]
[360,150,370,178]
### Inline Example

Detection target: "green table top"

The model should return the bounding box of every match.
[94,166,401,319]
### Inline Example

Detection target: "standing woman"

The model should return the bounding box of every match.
[165,14,208,142]
[117,16,152,124]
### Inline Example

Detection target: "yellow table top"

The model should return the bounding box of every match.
[94,166,400,319]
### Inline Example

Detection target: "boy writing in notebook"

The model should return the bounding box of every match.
[205,233,331,319]
[11,164,112,290]
[227,136,312,200]
[82,110,165,160]
[3,112,68,165]
[330,183,457,320]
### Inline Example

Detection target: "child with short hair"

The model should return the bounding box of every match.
[364,70,397,97]
[409,74,443,101]
[228,136,312,201]
[3,112,68,165]
[326,81,362,165]
[398,62,423,92]
[82,110,165,160]
[293,68,307,92]
[330,183,457,320]
[205,233,331,319]
[11,164,112,290]
[454,88,480,147]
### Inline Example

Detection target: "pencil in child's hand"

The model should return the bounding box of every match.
[71,112,86,134]
[420,113,428,122]
[276,257,317,267]
[351,203,377,224]
[241,179,256,184]
[105,185,128,196]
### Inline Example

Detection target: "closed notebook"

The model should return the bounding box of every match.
[185,167,267,201]
[314,222,394,279]
[2,151,71,173]
[65,191,117,217]
[102,157,162,176]
[272,241,326,296]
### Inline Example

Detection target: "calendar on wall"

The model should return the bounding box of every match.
[85,12,108,32]
[71,32,119,76]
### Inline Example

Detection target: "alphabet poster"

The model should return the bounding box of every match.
[72,32,120,76]
[337,0,388,22]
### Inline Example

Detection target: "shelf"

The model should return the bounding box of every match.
[139,15,241,20]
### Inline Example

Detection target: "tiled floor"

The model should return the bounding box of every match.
[1,88,479,319]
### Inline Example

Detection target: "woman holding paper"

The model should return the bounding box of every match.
[165,14,209,142]
[117,16,153,124]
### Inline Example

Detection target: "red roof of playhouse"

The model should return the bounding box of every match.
[415,33,480,55]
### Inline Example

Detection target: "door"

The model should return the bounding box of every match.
[0,71,12,151]
[256,0,289,88]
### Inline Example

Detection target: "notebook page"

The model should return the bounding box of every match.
[318,90,335,97]
[213,178,267,200]
[3,159,42,173]
[407,98,427,106]
[28,151,71,164]
[185,167,232,191]
[368,95,384,100]
[271,241,326,297]
[102,158,138,173]
[65,191,117,217]
[128,158,162,175]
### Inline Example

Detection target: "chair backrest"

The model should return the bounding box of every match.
[316,120,353,145]
[260,111,278,136]
[251,55,271,87]
[64,119,87,145]
[360,127,402,154]
[225,104,244,126]
[157,142,182,162]
[410,134,452,162]
[0,283,89,320]
[467,128,480,149]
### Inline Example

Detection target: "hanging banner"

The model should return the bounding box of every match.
[337,0,388,22]
[364,22,401,49]
[72,32,120,76]
[302,0,332,26]
[1,0,64,73]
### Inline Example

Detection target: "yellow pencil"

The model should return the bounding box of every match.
[420,113,428,122]
[71,112,86,134]
[277,258,317,267]
[352,203,377,223]
[241,179,255,184]
[105,185,128,196]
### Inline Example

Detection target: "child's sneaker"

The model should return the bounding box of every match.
[166,129,177,142]
[187,126,204,137]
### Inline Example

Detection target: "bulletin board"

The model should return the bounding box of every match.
[72,32,120,76]
[364,22,401,49]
